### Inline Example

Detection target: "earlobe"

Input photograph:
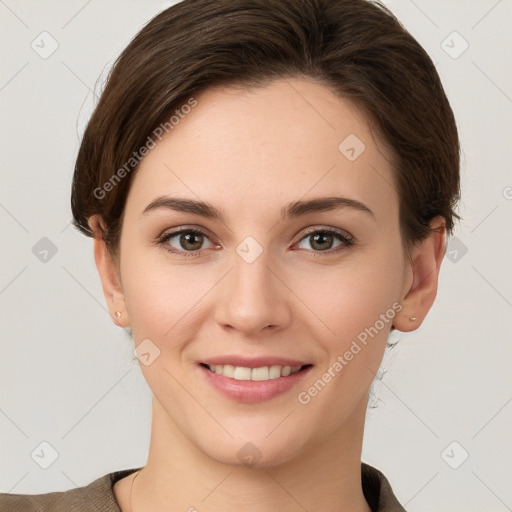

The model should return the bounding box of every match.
[393,216,447,332]
[88,215,130,328]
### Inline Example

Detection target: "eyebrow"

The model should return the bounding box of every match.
[141,195,374,222]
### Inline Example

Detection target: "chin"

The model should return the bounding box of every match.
[193,426,310,469]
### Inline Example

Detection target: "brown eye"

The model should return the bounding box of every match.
[175,232,205,251]
[296,228,353,254]
[159,228,215,257]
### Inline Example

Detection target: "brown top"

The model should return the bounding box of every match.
[0,462,406,511]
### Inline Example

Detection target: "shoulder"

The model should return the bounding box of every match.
[0,468,141,512]
[361,462,406,512]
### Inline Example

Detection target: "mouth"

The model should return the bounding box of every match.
[199,362,312,381]
[198,361,313,403]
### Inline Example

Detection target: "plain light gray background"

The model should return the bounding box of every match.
[1,1,511,510]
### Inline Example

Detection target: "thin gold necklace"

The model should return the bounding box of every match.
[129,467,144,512]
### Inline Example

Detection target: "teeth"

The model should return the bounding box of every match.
[269,365,282,379]
[251,366,269,381]
[233,366,251,380]
[222,364,235,378]
[207,364,302,381]
[281,366,291,377]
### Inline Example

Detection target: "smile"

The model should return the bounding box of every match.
[198,362,313,403]
[204,363,304,380]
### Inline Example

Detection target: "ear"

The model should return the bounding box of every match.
[88,215,130,328]
[393,215,447,332]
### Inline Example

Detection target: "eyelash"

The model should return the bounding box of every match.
[157,226,354,259]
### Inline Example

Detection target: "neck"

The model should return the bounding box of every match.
[130,396,372,512]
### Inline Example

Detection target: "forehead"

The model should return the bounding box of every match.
[127,77,398,224]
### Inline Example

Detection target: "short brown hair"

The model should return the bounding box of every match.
[71,0,461,259]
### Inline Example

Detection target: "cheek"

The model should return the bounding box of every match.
[295,250,403,340]
[291,259,401,432]
[119,242,219,353]
[292,247,403,396]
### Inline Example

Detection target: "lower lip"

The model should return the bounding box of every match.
[199,364,312,403]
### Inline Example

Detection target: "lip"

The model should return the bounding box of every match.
[198,362,313,404]
[201,355,309,368]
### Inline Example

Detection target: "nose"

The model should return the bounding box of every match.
[214,247,292,336]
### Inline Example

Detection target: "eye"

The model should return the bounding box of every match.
[294,227,354,255]
[158,228,216,257]
[157,226,354,259]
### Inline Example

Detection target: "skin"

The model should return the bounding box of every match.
[89,77,446,512]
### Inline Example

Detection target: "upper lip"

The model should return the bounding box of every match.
[201,356,311,368]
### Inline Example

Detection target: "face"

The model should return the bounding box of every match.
[102,77,419,466]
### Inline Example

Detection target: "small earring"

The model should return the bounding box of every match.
[409,316,417,321]
[115,311,122,318]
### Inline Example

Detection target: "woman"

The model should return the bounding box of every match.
[0,0,460,510]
